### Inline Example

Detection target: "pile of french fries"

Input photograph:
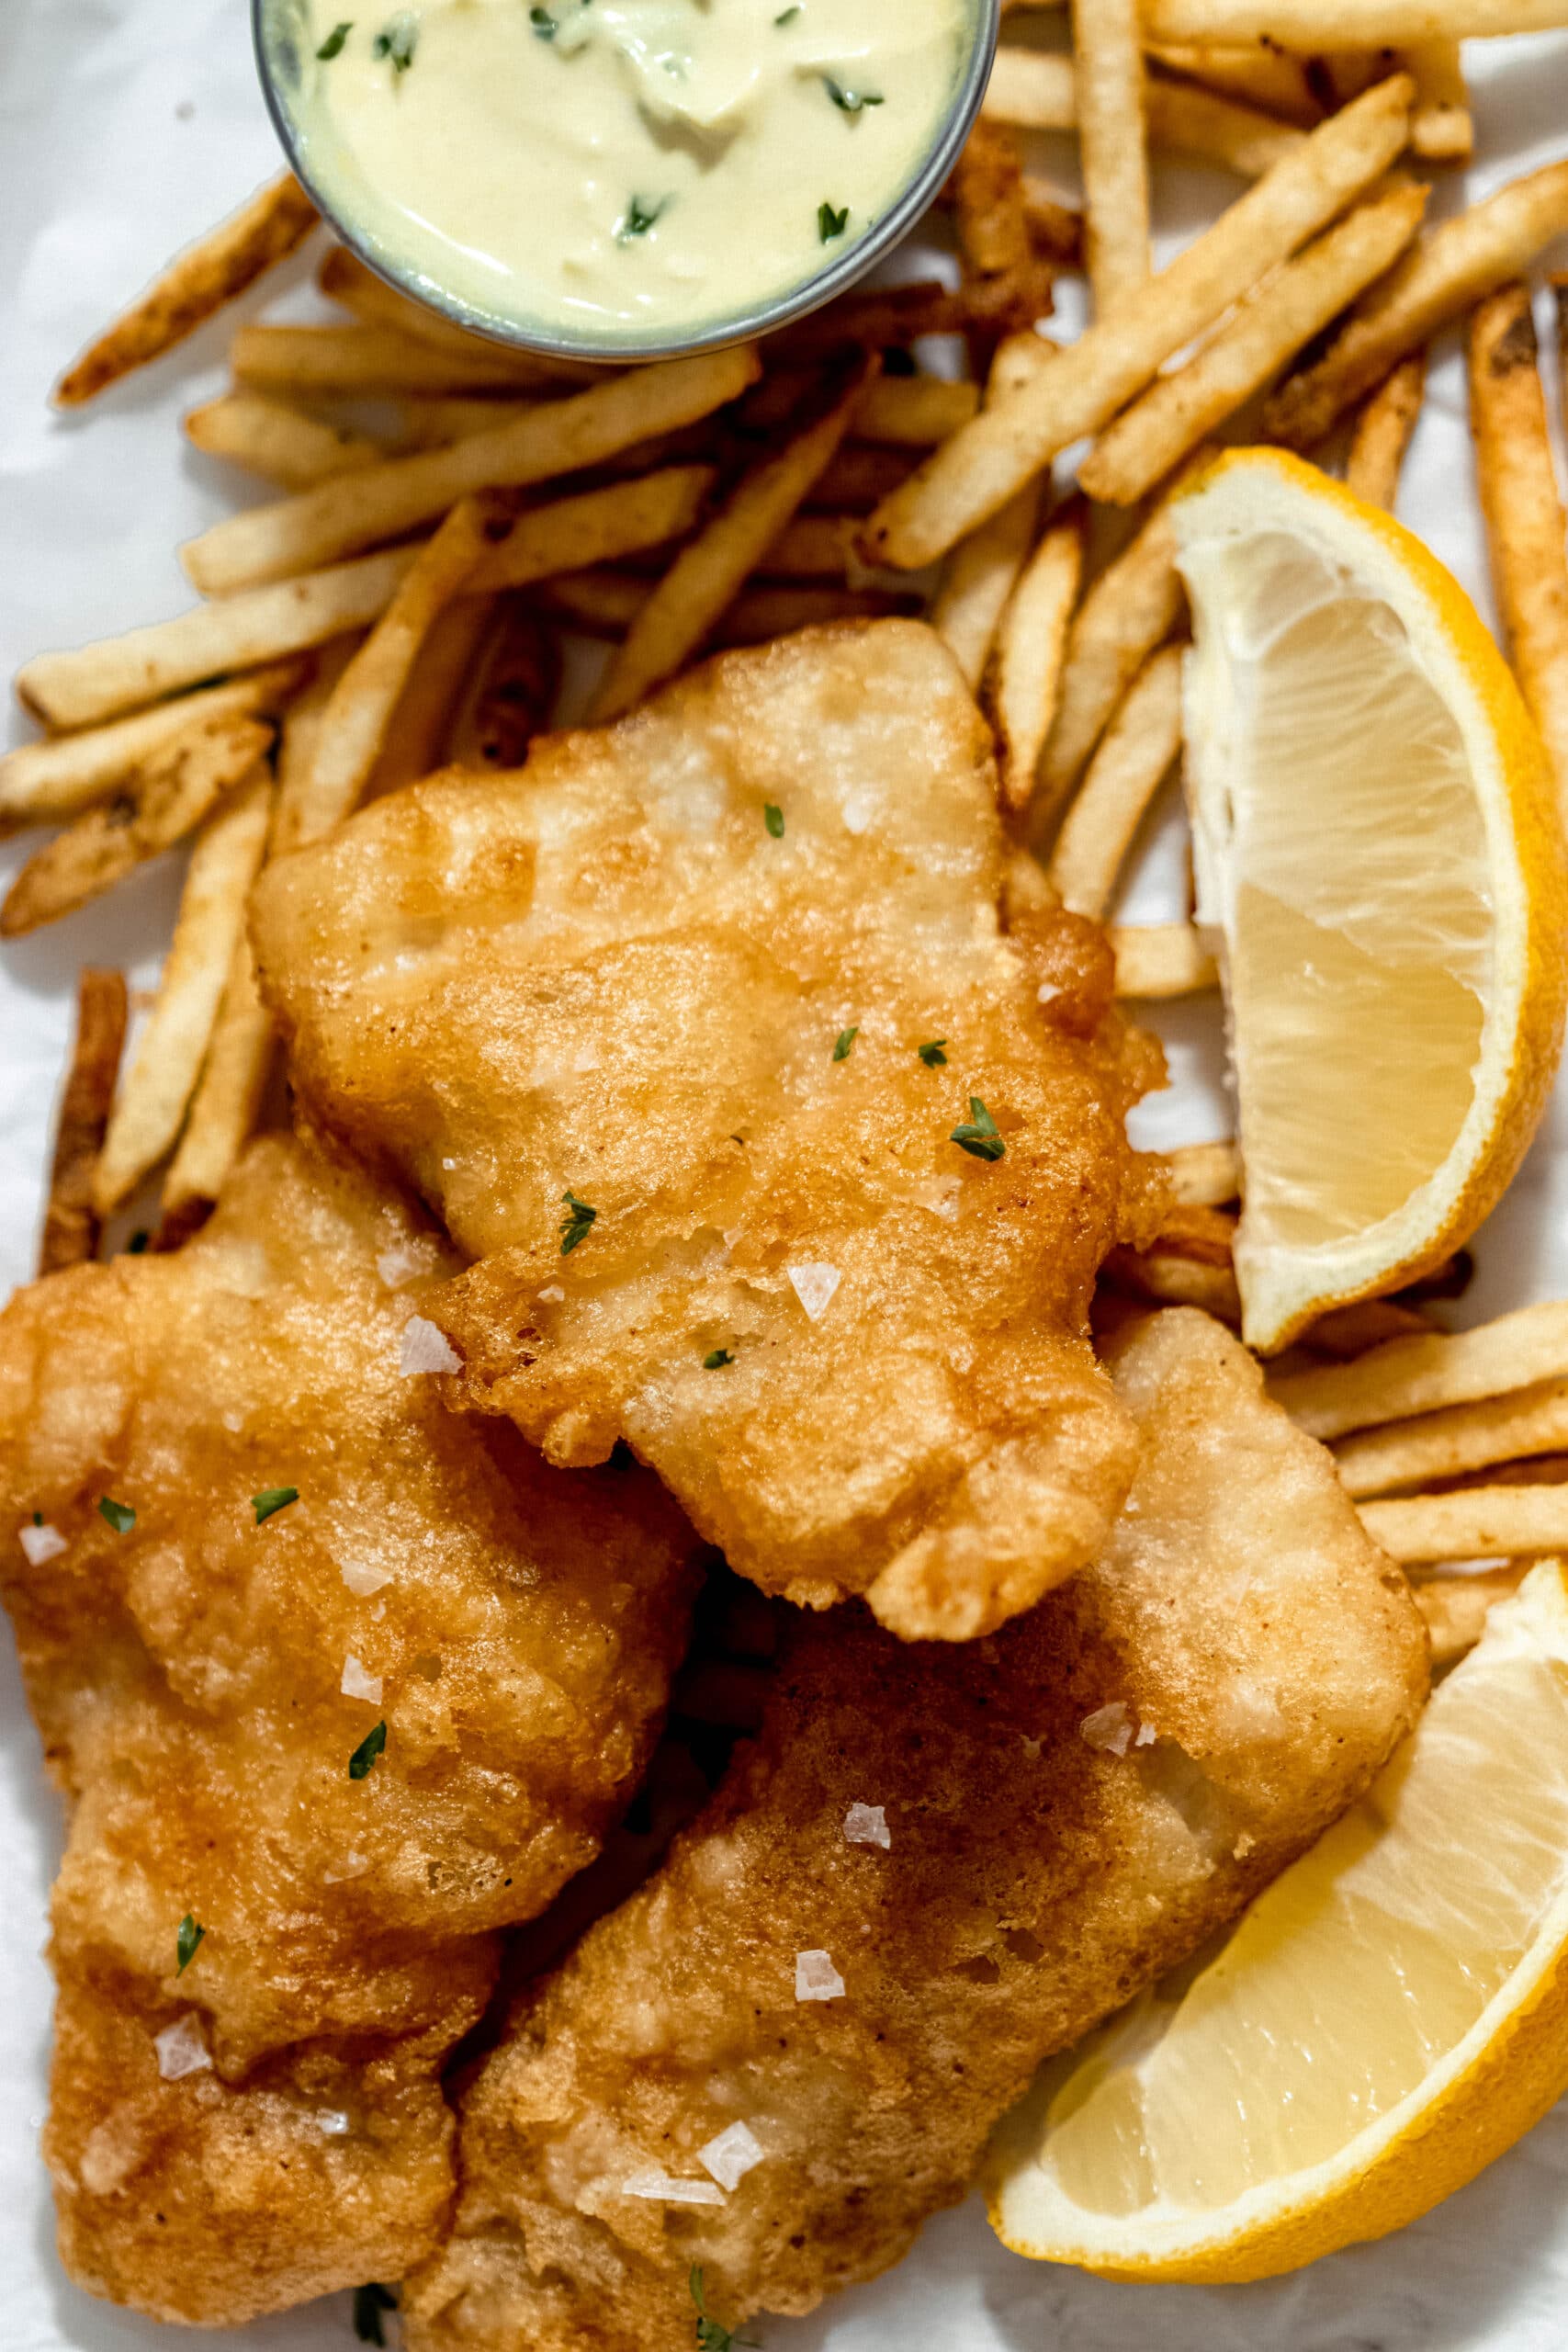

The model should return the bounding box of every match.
[8,1,1568,1678]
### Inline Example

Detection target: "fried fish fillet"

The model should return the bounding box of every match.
[253,621,1160,1642]
[0,1136,699,2324]
[403,1308,1427,2351]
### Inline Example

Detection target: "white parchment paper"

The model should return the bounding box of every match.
[4,7,1568,2346]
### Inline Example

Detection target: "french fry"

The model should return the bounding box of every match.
[1402,38,1473,161]
[52,174,317,408]
[1144,0,1562,40]
[0,663,306,830]
[1359,1484,1568,1565]
[1266,161,1568,450]
[185,391,385,489]
[1074,0,1151,314]
[184,345,760,594]
[159,934,274,1227]
[952,121,1055,352]
[1145,40,1322,123]
[808,444,918,514]
[450,600,562,768]
[1300,1299,1437,1359]
[1165,1136,1241,1206]
[867,77,1413,569]
[37,970,129,1277]
[1021,182,1086,267]
[364,596,501,799]
[1337,1374,1568,1499]
[1269,1299,1568,1440]
[985,501,1085,813]
[92,768,273,1215]
[757,514,866,580]
[1413,1564,1529,1669]
[536,571,917,640]
[777,279,973,354]
[983,50,1305,176]
[230,322,543,398]
[315,245,599,388]
[1111,921,1218,998]
[1345,349,1427,506]
[1046,645,1185,916]
[854,377,982,447]
[1103,1244,1243,1320]
[931,334,1049,689]
[466,467,716,594]
[590,359,872,723]
[1468,281,1568,814]
[274,497,495,854]
[0,714,273,937]
[1081,184,1427,505]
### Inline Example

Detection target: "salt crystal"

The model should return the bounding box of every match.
[536,1284,566,1304]
[1134,1721,1157,1747]
[621,2167,726,2206]
[697,2120,765,2190]
[1037,980,1063,1004]
[1080,1701,1133,1757]
[340,1559,392,1597]
[153,2013,211,2082]
[322,1849,369,1883]
[377,1238,435,1287]
[786,1263,840,1323]
[18,1521,65,1567]
[315,2109,352,2136]
[844,1803,890,1849]
[342,1654,383,1704]
[795,1949,845,2002]
[841,791,874,835]
[400,1316,460,1376]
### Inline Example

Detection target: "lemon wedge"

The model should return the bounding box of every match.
[1173,448,1566,1353]
[987,1556,1568,2282]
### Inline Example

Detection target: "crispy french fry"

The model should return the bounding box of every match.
[1413,1564,1529,1668]
[274,497,494,854]
[1300,1299,1436,1359]
[315,245,599,389]
[1111,921,1218,998]
[1145,40,1322,123]
[185,346,759,594]
[1046,645,1185,916]
[1021,181,1086,267]
[52,175,317,408]
[986,502,1085,812]
[94,769,275,1214]
[1082,184,1427,505]
[467,467,716,594]
[1165,1136,1241,1206]
[952,121,1056,350]
[756,514,866,580]
[1103,1244,1243,1319]
[983,49,1304,176]
[450,600,562,768]
[1336,1376,1568,1498]
[0,663,306,830]
[931,335,1049,689]
[185,391,385,489]
[1074,0,1151,313]
[808,444,919,514]
[1267,161,1568,449]
[364,595,500,799]
[590,360,872,723]
[1269,1300,1568,1440]
[230,322,543,398]
[0,714,273,937]
[159,934,274,1227]
[1469,281,1568,815]
[38,969,129,1277]
[536,571,916,640]
[868,77,1413,569]
[1345,349,1427,506]
[1402,38,1473,160]
[854,378,982,447]
[1145,0,1562,40]
[1359,1485,1568,1564]
[778,280,973,353]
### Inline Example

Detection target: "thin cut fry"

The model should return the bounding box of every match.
[1081,183,1427,505]
[1111,921,1218,997]
[809,445,918,514]
[230,322,541,398]
[1144,0,1567,39]
[38,970,128,1277]
[93,769,274,1214]
[1074,0,1150,313]
[1266,160,1568,449]
[590,359,871,723]
[868,77,1413,569]
[757,514,866,580]
[365,596,500,798]
[985,501,1085,812]
[274,498,494,854]
[1469,280,1568,814]
[1046,645,1185,916]
[184,346,760,594]
[450,601,562,768]
[156,924,275,1239]
[1359,1485,1568,1565]
[1021,181,1086,266]
[536,571,914,640]
[1145,40,1322,122]
[0,714,273,938]
[1346,350,1427,505]
[1336,1375,1568,1499]
[1165,1137,1241,1206]
[1403,38,1473,160]
[316,245,599,388]
[1415,1565,1529,1668]
[0,663,306,829]
[951,121,1055,345]
[1269,1299,1568,1440]
[185,391,385,489]
[931,336,1049,689]
[52,175,316,407]
[984,50,1303,176]
[778,280,973,353]
[1103,1244,1242,1320]
[853,378,981,447]
[467,467,716,593]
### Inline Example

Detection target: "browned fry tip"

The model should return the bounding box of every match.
[37,970,129,1277]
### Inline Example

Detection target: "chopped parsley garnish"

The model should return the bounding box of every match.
[31,1510,41,1526]
[353,2283,399,2346]
[833,1026,858,1062]
[616,194,670,241]
[951,1097,1005,1161]
[316,19,353,57]
[127,1228,150,1253]
[818,201,849,243]
[917,1039,948,1067]
[559,1190,598,1254]
[530,5,558,31]
[763,802,785,837]
[371,14,416,71]
[690,2266,758,2352]
[252,1486,299,1523]
[823,75,883,112]
[774,5,800,18]
[176,1914,205,1974]
[97,1497,135,1534]
[703,1347,735,1370]
[348,1721,388,1781]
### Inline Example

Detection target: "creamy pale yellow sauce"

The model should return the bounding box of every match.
[284,0,970,345]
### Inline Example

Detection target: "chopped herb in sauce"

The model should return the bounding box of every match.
[703,1347,735,1369]
[371,14,417,72]
[823,75,883,112]
[252,1486,299,1523]
[774,5,800,19]
[97,1497,135,1534]
[127,1228,150,1253]
[833,1026,858,1061]
[951,1097,1005,1161]
[818,201,849,243]
[917,1038,948,1066]
[353,2283,399,2345]
[690,2265,758,2352]
[176,1914,205,1974]
[530,6,558,33]
[763,802,785,838]
[559,1190,598,1254]
[616,194,670,241]
[316,19,354,58]
[348,1721,388,1780]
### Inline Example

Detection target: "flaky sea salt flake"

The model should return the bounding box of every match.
[19,1521,66,1566]
[621,2167,725,2206]
[1080,1701,1133,1757]
[400,1316,460,1376]
[698,2120,766,2190]
[795,1949,845,2002]
[342,1654,383,1704]
[844,1803,890,1849]
[340,1558,392,1597]
[153,2013,211,2081]
[786,1262,840,1323]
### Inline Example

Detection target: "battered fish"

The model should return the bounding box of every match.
[0,1136,700,2324]
[402,1308,1427,2351]
[253,622,1160,1642]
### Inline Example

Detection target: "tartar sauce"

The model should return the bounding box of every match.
[282,0,972,345]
